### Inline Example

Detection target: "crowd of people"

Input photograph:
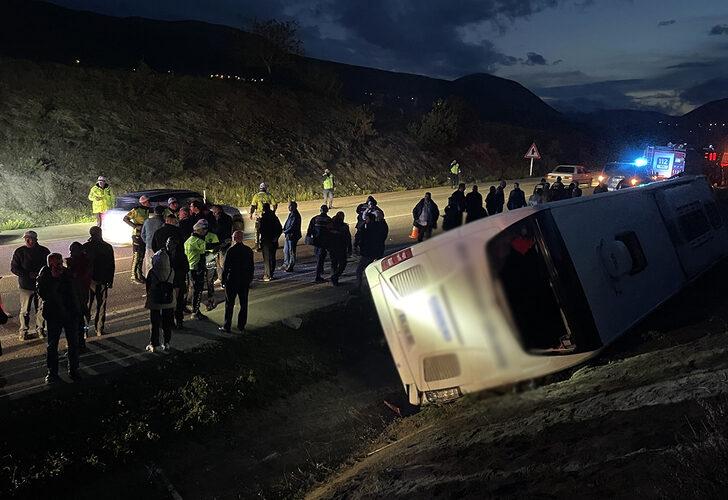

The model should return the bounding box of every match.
[1,165,602,386]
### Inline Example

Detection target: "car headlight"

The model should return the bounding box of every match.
[598,175,605,182]
[630,178,639,186]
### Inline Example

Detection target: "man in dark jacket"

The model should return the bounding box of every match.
[465,185,485,223]
[82,226,115,336]
[307,205,332,283]
[219,231,254,333]
[258,203,282,281]
[166,236,189,329]
[412,192,440,241]
[11,230,51,340]
[282,201,302,272]
[66,242,92,349]
[355,213,388,290]
[507,182,527,210]
[485,186,497,215]
[494,180,506,213]
[442,197,462,231]
[451,183,467,221]
[152,214,184,253]
[178,207,194,241]
[211,205,233,278]
[37,253,81,384]
[327,212,352,286]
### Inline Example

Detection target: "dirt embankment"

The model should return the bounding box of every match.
[0,57,440,226]
[0,298,403,499]
[309,263,728,499]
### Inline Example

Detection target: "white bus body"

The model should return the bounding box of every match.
[366,176,728,405]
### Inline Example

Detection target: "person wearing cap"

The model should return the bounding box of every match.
[249,183,278,251]
[83,226,115,336]
[123,195,151,284]
[164,197,180,218]
[11,230,51,340]
[88,176,115,227]
[322,168,334,209]
[141,206,166,275]
[37,253,82,383]
[184,219,215,320]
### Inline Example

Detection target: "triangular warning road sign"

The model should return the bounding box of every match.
[524,143,541,160]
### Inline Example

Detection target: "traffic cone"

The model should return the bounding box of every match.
[409,226,419,240]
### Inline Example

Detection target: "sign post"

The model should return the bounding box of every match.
[524,143,541,177]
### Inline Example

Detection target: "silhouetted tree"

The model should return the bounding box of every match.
[251,19,304,76]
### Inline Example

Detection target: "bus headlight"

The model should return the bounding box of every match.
[425,387,461,403]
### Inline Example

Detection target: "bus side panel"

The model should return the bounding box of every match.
[550,189,684,345]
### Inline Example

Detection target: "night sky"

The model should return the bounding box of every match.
[50,0,728,115]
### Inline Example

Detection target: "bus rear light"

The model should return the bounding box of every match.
[425,387,461,403]
[382,248,413,271]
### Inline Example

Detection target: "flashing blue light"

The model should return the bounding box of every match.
[634,157,648,167]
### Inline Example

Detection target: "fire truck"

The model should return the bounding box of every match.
[695,139,728,186]
[642,144,686,179]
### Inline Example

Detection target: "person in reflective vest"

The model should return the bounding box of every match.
[449,160,460,188]
[87,176,115,227]
[322,168,334,209]
[249,182,278,251]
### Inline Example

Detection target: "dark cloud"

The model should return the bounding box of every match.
[523,52,547,65]
[681,78,728,105]
[664,61,712,69]
[552,59,564,65]
[657,19,676,27]
[709,24,728,35]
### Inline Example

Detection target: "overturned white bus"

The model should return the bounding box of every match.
[366,176,728,405]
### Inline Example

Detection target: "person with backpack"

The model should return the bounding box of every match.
[145,249,175,353]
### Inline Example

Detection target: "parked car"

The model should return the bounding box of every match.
[597,162,652,191]
[546,165,593,187]
[100,189,241,246]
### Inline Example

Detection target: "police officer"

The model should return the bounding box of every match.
[87,176,115,227]
[184,220,211,321]
[322,168,335,208]
[249,183,278,251]
[449,160,461,188]
[123,195,151,284]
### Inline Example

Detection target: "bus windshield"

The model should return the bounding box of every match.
[486,210,600,355]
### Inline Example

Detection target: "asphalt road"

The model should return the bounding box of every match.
[0,179,543,399]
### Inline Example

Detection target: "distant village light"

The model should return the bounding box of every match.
[74,59,80,64]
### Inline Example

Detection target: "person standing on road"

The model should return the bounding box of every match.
[65,242,92,349]
[282,201,302,272]
[465,185,485,223]
[219,230,254,333]
[494,180,507,214]
[185,220,211,321]
[178,207,194,241]
[259,203,282,282]
[203,226,221,311]
[485,186,497,215]
[354,196,384,253]
[211,205,233,281]
[328,211,352,286]
[528,187,545,206]
[166,236,189,330]
[451,183,467,223]
[449,160,461,188]
[164,197,180,218]
[593,180,608,194]
[507,182,527,210]
[144,249,175,353]
[87,176,115,227]
[249,183,278,251]
[549,176,566,201]
[83,226,115,336]
[152,214,184,254]
[37,253,81,384]
[572,183,583,198]
[307,205,333,283]
[322,168,335,209]
[412,192,440,242]
[11,230,50,341]
[442,197,462,231]
[141,205,165,275]
[123,195,151,284]
[354,213,388,291]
